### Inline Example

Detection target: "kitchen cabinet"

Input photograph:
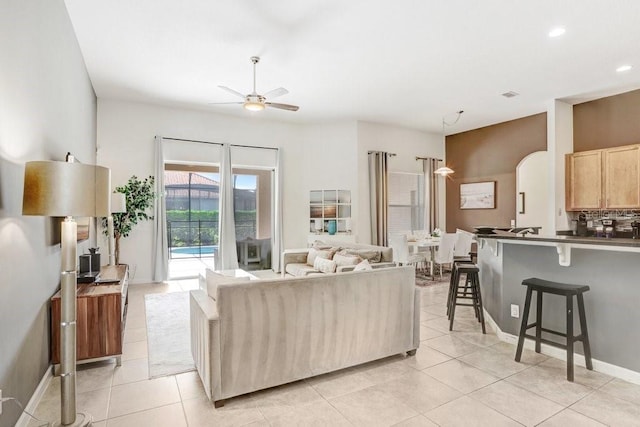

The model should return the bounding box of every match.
[566,144,640,211]
[51,264,128,368]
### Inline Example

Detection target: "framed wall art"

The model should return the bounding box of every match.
[460,181,495,209]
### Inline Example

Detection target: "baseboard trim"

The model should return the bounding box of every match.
[483,309,640,385]
[15,365,53,427]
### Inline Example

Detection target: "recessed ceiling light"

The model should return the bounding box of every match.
[616,65,632,73]
[548,27,566,38]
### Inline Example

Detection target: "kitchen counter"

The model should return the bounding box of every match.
[478,233,640,379]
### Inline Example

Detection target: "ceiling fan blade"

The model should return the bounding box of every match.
[263,87,289,99]
[265,102,299,112]
[264,102,300,111]
[208,102,244,105]
[218,85,246,99]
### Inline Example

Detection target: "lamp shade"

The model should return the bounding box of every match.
[434,166,454,176]
[111,193,127,213]
[22,161,111,217]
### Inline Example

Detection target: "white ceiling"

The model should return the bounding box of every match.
[64,0,640,135]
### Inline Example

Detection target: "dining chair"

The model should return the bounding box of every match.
[432,233,457,279]
[389,234,427,271]
[454,229,474,261]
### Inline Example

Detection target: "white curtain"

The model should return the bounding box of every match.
[218,144,239,270]
[152,136,169,282]
[271,149,284,272]
[368,151,390,246]
[422,158,440,232]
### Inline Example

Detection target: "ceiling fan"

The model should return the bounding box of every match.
[210,56,299,112]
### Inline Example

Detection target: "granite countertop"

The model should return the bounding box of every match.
[476,233,640,247]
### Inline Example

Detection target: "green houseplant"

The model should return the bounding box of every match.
[102,175,156,264]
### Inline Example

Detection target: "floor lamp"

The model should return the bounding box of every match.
[23,158,110,427]
[108,193,126,266]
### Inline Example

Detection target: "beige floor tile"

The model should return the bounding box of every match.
[490,341,548,365]
[108,376,180,418]
[422,304,448,317]
[112,358,149,386]
[506,365,593,406]
[420,325,445,340]
[537,408,606,426]
[249,380,324,419]
[176,370,207,401]
[125,314,147,330]
[126,296,146,315]
[123,327,147,343]
[330,386,418,426]
[267,400,351,426]
[356,356,417,385]
[120,340,148,361]
[182,395,266,427]
[106,403,187,427]
[571,390,640,426]
[75,361,115,393]
[470,380,563,426]
[373,370,461,413]
[423,334,483,358]
[458,348,530,378]
[451,330,501,347]
[600,378,640,406]
[31,386,111,424]
[92,422,107,427]
[538,357,612,389]
[392,414,439,426]
[424,359,499,394]
[403,346,451,371]
[306,366,375,399]
[420,310,444,321]
[425,396,521,427]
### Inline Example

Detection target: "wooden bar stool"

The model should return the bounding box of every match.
[515,277,593,381]
[448,263,486,333]
[446,259,475,317]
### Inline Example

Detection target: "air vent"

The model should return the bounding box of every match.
[502,91,519,98]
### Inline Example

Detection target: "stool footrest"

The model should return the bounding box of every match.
[524,334,569,350]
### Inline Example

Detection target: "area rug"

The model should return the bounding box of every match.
[145,291,195,378]
[415,271,450,287]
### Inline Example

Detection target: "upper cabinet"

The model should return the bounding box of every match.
[566,144,640,211]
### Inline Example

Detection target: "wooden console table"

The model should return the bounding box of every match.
[51,264,129,370]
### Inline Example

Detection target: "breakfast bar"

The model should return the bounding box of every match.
[477,234,640,377]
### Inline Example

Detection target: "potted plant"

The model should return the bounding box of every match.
[102,175,156,265]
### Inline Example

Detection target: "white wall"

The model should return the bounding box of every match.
[97,101,443,282]
[547,100,573,231]
[0,1,97,426]
[517,151,551,234]
[356,121,443,243]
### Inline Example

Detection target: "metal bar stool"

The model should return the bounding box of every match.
[515,277,593,381]
[448,263,486,333]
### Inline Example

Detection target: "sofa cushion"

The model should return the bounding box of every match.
[333,253,361,267]
[285,263,319,277]
[354,259,373,271]
[206,270,251,300]
[306,248,335,266]
[314,256,337,273]
[339,248,382,263]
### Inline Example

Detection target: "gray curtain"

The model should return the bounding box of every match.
[218,143,239,270]
[368,151,390,246]
[422,158,439,232]
[152,136,169,282]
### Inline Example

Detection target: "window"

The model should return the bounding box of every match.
[388,172,424,235]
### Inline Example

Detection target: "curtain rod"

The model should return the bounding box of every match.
[415,156,443,161]
[161,137,278,151]
[367,151,397,156]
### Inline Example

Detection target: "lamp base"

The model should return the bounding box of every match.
[52,412,93,427]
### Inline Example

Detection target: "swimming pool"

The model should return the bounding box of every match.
[170,245,218,257]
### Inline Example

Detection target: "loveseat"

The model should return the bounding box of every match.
[189,265,419,407]
[282,241,395,277]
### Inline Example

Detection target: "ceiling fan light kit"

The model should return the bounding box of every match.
[211,56,299,112]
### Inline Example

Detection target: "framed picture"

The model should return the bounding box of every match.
[460,181,495,209]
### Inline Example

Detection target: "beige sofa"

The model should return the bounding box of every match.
[282,241,395,277]
[189,265,419,407]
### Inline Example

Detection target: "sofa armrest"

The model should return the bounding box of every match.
[282,249,310,277]
[190,290,221,402]
[338,261,397,273]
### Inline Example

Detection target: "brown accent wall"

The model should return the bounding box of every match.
[574,88,640,152]
[445,113,547,232]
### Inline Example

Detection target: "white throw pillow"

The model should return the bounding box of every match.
[353,259,373,271]
[306,248,333,266]
[313,256,337,273]
[206,270,251,300]
[333,253,361,267]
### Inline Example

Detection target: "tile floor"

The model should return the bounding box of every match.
[28,276,640,426]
